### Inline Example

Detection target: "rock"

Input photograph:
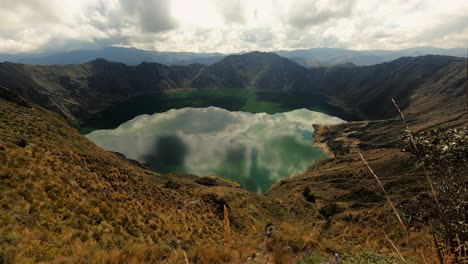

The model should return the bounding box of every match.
[195,177,217,186]
[164,180,181,189]
[264,223,274,238]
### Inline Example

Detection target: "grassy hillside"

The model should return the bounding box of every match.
[0,88,284,262]
[0,77,436,263]
[265,65,468,262]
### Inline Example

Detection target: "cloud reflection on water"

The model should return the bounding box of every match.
[86,107,345,192]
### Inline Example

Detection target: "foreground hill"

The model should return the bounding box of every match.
[0,84,422,263]
[0,52,464,126]
[0,86,285,262]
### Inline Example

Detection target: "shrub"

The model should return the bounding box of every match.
[302,187,316,203]
[328,140,350,156]
[319,202,338,220]
[0,232,21,245]
[400,127,468,247]
[164,180,180,189]
[0,248,13,264]
[195,177,217,186]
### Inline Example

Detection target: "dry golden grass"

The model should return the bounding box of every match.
[0,97,279,263]
[2,89,466,263]
[360,152,467,264]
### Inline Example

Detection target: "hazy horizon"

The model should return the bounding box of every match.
[1,44,466,56]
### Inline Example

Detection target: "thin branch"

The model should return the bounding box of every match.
[385,233,407,263]
[224,204,231,264]
[465,47,468,112]
[359,152,418,255]
[183,251,189,264]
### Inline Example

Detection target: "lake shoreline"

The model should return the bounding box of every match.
[86,107,343,192]
[312,124,334,157]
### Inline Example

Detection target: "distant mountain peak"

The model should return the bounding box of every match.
[218,50,294,65]
[246,50,277,55]
[92,57,108,62]
[87,58,126,66]
[221,51,277,59]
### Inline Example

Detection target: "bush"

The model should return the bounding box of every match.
[302,187,316,203]
[164,180,180,189]
[319,202,338,220]
[328,140,350,156]
[400,127,468,248]
[0,232,21,245]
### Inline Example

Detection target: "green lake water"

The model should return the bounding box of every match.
[86,107,345,193]
[78,88,356,133]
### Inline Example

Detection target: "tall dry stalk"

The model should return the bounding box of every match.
[465,48,467,112]
[359,153,419,257]
[224,204,231,264]
[385,233,407,263]
[391,98,440,208]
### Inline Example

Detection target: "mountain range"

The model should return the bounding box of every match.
[0,46,465,67]
[0,51,464,127]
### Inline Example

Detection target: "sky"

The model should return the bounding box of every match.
[0,0,467,54]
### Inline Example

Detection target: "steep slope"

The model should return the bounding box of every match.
[0,52,464,126]
[306,55,464,119]
[0,86,288,262]
[0,60,202,122]
[0,86,423,263]
[0,52,313,123]
[266,54,468,254]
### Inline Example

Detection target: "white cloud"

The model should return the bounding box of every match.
[286,0,355,29]
[0,0,466,53]
[214,0,246,24]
